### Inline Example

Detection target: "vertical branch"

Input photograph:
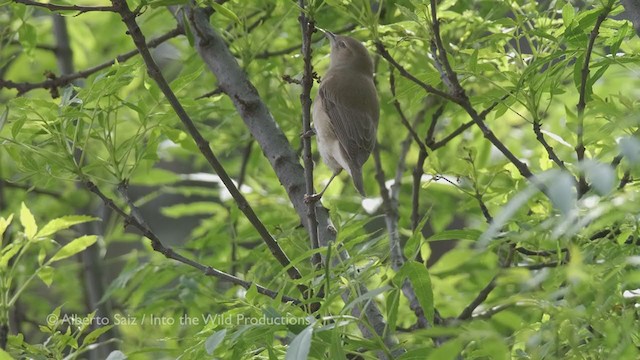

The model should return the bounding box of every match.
[576,1,613,197]
[298,0,322,268]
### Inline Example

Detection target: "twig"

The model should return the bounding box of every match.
[411,103,444,231]
[375,42,455,102]
[255,23,356,59]
[0,180,62,198]
[298,1,322,268]
[457,276,497,320]
[533,119,567,170]
[427,0,534,181]
[83,179,302,305]
[389,69,427,153]
[111,0,307,296]
[516,247,568,257]
[13,0,115,13]
[575,1,614,197]
[0,27,184,96]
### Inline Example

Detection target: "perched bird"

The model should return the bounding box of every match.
[307,31,379,202]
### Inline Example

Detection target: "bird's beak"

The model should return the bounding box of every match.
[318,28,336,44]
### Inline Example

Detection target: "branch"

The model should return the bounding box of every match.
[576,2,614,197]
[110,0,308,297]
[0,179,62,198]
[83,180,300,304]
[516,247,568,257]
[411,103,444,231]
[255,23,357,59]
[389,69,427,153]
[298,1,322,268]
[375,42,455,103]
[0,27,184,96]
[427,0,534,180]
[13,0,115,13]
[457,276,497,320]
[373,145,431,330]
[533,119,567,170]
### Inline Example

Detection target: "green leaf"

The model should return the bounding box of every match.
[0,214,13,239]
[403,214,429,259]
[0,244,21,270]
[285,324,314,360]
[205,329,227,355]
[210,1,241,24]
[83,325,114,346]
[20,203,37,240]
[562,3,575,28]
[0,348,14,360]
[37,265,54,287]
[49,235,97,263]
[395,261,434,324]
[37,215,98,238]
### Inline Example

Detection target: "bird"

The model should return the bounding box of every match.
[306,30,379,202]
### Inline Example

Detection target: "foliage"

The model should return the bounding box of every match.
[1,0,640,359]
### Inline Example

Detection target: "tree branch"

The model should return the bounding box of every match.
[298,1,322,268]
[0,27,183,96]
[576,2,614,197]
[13,0,115,13]
[111,0,307,297]
[82,179,301,305]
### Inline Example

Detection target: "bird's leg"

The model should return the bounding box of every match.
[304,172,339,203]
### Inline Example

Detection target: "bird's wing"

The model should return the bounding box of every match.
[318,75,379,168]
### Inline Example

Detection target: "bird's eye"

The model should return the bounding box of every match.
[338,41,347,48]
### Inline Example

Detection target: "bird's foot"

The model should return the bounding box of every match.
[304,193,322,204]
[300,128,316,138]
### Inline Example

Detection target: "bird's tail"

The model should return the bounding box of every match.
[350,167,366,197]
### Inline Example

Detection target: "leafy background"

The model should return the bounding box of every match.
[1,0,640,359]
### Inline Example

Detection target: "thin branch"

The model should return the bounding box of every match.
[457,276,497,320]
[375,42,455,102]
[13,0,115,13]
[533,119,567,170]
[411,103,444,231]
[0,26,184,96]
[83,179,302,305]
[0,180,62,198]
[255,23,356,59]
[427,0,534,180]
[430,120,473,149]
[576,1,614,197]
[298,1,322,268]
[516,247,568,257]
[372,146,431,330]
[388,69,428,153]
[111,0,307,296]
[518,261,562,270]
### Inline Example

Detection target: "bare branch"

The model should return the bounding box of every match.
[13,0,115,13]
[298,2,322,268]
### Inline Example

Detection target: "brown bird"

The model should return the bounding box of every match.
[307,31,379,202]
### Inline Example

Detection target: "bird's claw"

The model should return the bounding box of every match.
[304,193,321,204]
[300,128,316,138]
